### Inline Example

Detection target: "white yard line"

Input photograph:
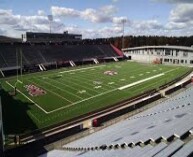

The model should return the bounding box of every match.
[59,65,106,74]
[6,67,179,115]
[47,68,179,113]
[28,79,73,103]
[6,81,49,114]
[35,77,84,99]
[59,76,99,95]
[118,68,178,90]
[47,88,117,114]
[118,73,165,90]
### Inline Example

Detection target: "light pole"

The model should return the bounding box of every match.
[48,15,53,34]
[122,19,126,50]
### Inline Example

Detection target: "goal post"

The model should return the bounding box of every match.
[14,47,23,95]
[16,47,23,85]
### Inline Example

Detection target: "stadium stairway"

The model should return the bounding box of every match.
[113,57,119,62]
[93,59,99,64]
[69,61,76,67]
[48,138,193,157]
[0,69,5,78]
[41,85,193,157]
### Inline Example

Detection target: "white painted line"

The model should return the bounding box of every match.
[48,88,117,114]
[118,73,165,90]
[29,79,74,103]
[35,77,83,99]
[108,82,115,85]
[94,86,102,89]
[6,81,49,114]
[59,65,106,74]
[17,80,23,84]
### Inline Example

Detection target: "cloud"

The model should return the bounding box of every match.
[112,0,119,2]
[0,28,6,35]
[51,6,80,17]
[165,4,193,30]
[153,0,193,3]
[80,8,112,23]
[37,10,45,16]
[51,5,118,23]
[0,8,64,37]
[169,4,193,23]
[1,2,193,39]
[0,9,12,16]
[100,5,118,15]
[132,20,163,30]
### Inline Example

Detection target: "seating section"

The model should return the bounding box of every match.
[39,85,193,157]
[0,44,119,69]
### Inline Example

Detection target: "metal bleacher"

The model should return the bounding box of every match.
[39,85,193,157]
[0,44,119,70]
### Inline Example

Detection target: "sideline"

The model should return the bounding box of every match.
[59,65,106,74]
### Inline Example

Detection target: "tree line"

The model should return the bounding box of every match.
[107,35,193,49]
[84,35,193,49]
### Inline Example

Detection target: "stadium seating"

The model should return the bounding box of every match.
[0,43,120,70]
[0,45,16,67]
[39,85,193,157]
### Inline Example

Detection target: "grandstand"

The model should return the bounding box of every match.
[40,84,193,157]
[0,42,123,77]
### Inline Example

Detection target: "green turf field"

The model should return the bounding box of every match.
[0,61,191,135]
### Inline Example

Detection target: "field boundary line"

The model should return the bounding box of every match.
[118,73,165,90]
[59,65,106,74]
[6,81,49,114]
[118,68,179,90]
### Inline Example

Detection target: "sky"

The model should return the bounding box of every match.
[0,0,193,38]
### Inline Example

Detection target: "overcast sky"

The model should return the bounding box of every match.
[0,0,193,38]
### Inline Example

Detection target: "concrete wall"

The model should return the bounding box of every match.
[124,47,193,66]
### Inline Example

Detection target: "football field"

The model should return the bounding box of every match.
[0,61,191,135]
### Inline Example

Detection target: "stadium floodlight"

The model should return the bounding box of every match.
[121,19,126,49]
[48,15,53,34]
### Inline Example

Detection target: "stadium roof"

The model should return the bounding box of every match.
[122,45,193,52]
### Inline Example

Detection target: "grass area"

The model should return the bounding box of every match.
[0,61,191,135]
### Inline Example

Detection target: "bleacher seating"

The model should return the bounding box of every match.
[0,43,120,70]
[39,85,193,157]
